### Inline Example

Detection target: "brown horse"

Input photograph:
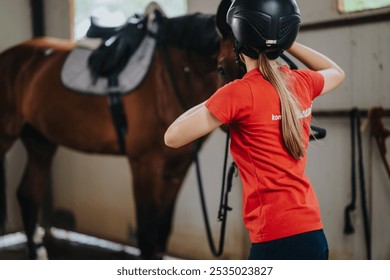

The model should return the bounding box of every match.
[0,1,237,259]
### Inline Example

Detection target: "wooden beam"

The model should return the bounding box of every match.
[30,0,45,37]
[313,108,390,118]
[301,11,390,31]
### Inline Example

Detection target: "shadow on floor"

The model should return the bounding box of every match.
[0,234,140,260]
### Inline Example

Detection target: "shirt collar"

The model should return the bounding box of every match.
[243,67,260,78]
[243,65,291,79]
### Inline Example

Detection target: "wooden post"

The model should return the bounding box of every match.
[30,0,45,37]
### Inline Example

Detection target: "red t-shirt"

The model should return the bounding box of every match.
[205,66,325,243]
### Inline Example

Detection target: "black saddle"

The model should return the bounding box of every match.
[87,14,148,81]
[86,16,127,41]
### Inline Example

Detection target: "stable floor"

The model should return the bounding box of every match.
[0,233,139,260]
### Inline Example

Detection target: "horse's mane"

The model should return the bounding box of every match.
[159,13,220,55]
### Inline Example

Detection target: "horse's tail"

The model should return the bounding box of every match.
[0,156,6,232]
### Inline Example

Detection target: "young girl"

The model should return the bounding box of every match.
[164,0,345,259]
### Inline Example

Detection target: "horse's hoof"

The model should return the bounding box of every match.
[36,246,48,260]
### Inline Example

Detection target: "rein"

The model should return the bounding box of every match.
[161,45,236,257]
[193,137,237,257]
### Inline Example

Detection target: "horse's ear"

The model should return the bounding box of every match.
[216,0,232,37]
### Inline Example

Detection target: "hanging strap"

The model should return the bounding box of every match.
[344,108,371,259]
[107,76,128,154]
[344,109,358,234]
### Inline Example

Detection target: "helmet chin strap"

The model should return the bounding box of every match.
[265,49,284,60]
[234,39,259,59]
[235,38,283,61]
[241,46,260,59]
[234,48,247,76]
[233,39,284,76]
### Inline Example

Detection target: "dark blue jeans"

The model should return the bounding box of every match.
[248,229,329,260]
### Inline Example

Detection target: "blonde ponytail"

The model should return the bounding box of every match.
[258,53,305,159]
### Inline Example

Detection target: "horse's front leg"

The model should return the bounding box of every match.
[17,125,57,259]
[130,150,193,259]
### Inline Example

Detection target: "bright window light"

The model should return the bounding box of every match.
[74,0,187,39]
[338,0,390,13]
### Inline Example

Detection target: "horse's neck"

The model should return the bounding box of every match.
[186,50,217,75]
[161,46,219,107]
[179,48,219,100]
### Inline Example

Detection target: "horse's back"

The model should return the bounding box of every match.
[0,37,119,153]
[0,37,75,103]
[0,37,74,66]
[0,37,74,88]
[0,38,75,142]
[6,37,74,53]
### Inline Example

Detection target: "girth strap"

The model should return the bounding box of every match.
[108,76,128,154]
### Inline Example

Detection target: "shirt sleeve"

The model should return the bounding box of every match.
[296,69,325,101]
[205,80,253,125]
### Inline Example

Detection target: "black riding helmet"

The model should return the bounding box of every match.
[226,0,301,60]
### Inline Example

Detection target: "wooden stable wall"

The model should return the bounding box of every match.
[1,0,389,259]
[292,0,390,260]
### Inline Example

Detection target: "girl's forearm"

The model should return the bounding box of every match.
[173,101,206,123]
[287,42,341,72]
[164,101,222,148]
[287,42,345,94]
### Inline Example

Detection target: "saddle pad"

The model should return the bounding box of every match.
[61,21,158,95]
